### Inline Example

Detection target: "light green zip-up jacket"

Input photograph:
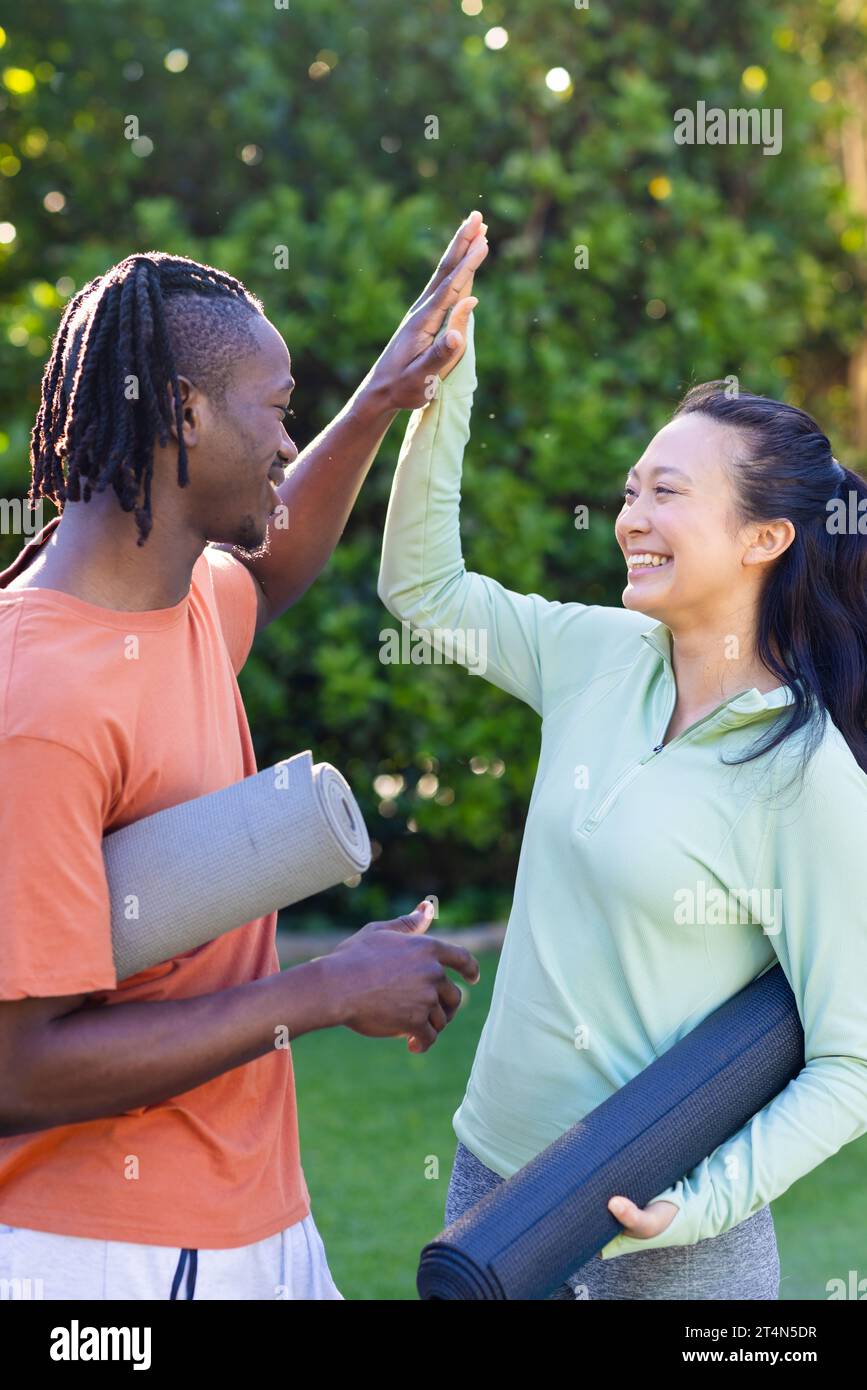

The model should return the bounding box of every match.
[377,311,867,1260]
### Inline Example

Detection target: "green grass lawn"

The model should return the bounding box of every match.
[291,950,866,1301]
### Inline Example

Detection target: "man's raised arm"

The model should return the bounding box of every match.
[227,211,488,630]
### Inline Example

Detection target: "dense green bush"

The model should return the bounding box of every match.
[1,0,864,926]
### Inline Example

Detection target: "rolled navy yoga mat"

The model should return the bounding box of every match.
[417,963,805,1300]
[103,750,371,982]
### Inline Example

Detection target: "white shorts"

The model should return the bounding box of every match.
[0,1211,344,1301]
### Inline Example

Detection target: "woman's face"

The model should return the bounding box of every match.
[614,412,756,628]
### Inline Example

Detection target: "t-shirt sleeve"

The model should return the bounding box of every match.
[599,741,867,1259]
[201,547,260,676]
[0,735,118,999]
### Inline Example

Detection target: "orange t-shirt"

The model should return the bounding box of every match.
[0,517,311,1248]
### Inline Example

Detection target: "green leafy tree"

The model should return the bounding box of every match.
[1,0,864,925]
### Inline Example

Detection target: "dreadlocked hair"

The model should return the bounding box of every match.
[30,251,265,545]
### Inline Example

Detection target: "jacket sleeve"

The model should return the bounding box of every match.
[600,739,867,1258]
[377,310,571,717]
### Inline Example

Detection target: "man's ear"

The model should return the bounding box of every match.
[166,376,202,449]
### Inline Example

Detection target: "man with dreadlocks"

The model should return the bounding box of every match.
[0,212,489,1299]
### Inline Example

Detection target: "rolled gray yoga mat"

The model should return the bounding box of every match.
[103,750,371,981]
[417,964,805,1300]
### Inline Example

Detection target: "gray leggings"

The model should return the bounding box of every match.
[445,1140,780,1301]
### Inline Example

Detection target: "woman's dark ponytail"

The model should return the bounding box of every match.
[673,382,867,775]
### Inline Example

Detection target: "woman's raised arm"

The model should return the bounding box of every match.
[377,311,566,716]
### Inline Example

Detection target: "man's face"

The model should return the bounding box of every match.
[178,314,298,552]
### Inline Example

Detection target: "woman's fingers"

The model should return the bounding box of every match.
[607,1195,679,1238]
[407,230,487,337]
[427,233,488,325]
[608,1195,644,1234]
[454,294,478,329]
[435,296,477,382]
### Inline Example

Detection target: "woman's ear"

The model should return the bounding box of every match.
[743,518,796,569]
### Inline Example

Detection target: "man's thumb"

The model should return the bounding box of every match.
[403,899,435,932]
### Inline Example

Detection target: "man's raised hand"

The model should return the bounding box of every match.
[364,210,488,413]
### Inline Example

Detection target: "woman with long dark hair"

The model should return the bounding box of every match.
[378,284,867,1299]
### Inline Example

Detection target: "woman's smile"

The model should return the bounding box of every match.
[625,552,673,576]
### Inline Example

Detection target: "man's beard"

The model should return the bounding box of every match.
[229,514,273,561]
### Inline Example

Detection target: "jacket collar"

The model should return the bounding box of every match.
[639,621,798,720]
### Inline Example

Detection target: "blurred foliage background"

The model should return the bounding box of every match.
[1,0,866,931]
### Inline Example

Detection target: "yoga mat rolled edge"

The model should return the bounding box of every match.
[418,964,804,1300]
[103,750,371,981]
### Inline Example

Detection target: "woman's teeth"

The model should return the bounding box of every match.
[627,553,672,570]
